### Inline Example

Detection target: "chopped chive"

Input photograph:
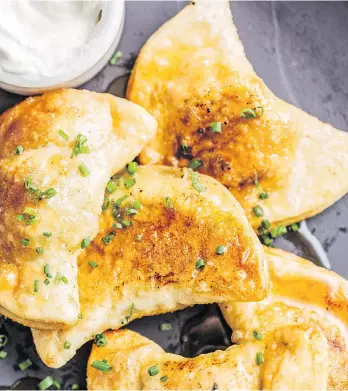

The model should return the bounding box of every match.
[125,208,138,216]
[0,335,8,348]
[71,385,79,390]
[181,141,188,151]
[38,376,55,390]
[44,279,50,285]
[136,234,143,242]
[253,331,263,340]
[118,219,132,228]
[102,197,110,211]
[261,219,271,230]
[34,280,39,293]
[43,264,50,275]
[289,223,299,232]
[241,108,256,118]
[64,341,71,349]
[24,207,36,215]
[127,161,138,175]
[253,205,263,217]
[21,238,30,247]
[113,223,123,229]
[259,191,269,200]
[148,365,159,376]
[55,272,62,283]
[36,247,44,255]
[72,134,89,157]
[24,177,38,193]
[43,232,52,237]
[78,313,83,319]
[216,245,227,255]
[91,359,113,372]
[191,171,206,193]
[0,351,7,359]
[132,199,141,209]
[61,276,68,284]
[124,177,136,189]
[195,258,205,270]
[102,232,115,244]
[78,163,90,177]
[160,375,168,383]
[53,380,61,389]
[270,225,287,238]
[210,122,222,133]
[38,188,57,200]
[159,322,172,331]
[110,50,122,65]
[19,358,32,371]
[163,196,174,209]
[106,180,117,193]
[88,261,98,268]
[256,352,264,365]
[115,195,129,208]
[15,145,24,155]
[188,159,202,170]
[261,235,274,247]
[121,302,135,325]
[81,236,91,249]
[58,129,69,141]
[16,214,25,221]
[94,333,107,347]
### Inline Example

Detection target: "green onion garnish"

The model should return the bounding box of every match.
[132,200,141,209]
[102,232,115,244]
[118,219,132,228]
[102,197,110,211]
[261,235,274,247]
[148,365,159,376]
[36,247,44,255]
[163,196,174,209]
[159,322,172,331]
[0,351,7,359]
[61,276,68,284]
[91,359,113,372]
[253,331,263,340]
[15,145,24,155]
[160,376,168,383]
[88,261,98,268]
[38,376,55,390]
[24,177,38,193]
[43,264,50,275]
[64,341,71,349]
[289,223,299,232]
[210,122,222,133]
[0,335,8,348]
[127,161,138,175]
[94,333,107,347]
[110,50,122,65]
[72,134,89,157]
[16,214,25,221]
[253,205,263,217]
[58,129,69,141]
[191,171,206,193]
[21,238,30,246]
[43,232,52,237]
[44,279,50,285]
[78,163,90,177]
[124,177,136,189]
[121,302,135,325]
[37,188,57,200]
[216,245,227,255]
[71,385,79,390]
[195,258,205,270]
[188,159,202,170]
[241,106,263,119]
[81,237,91,249]
[106,180,117,193]
[270,225,287,238]
[113,223,123,229]
[115,195,129,208]
[256,351,264,365]
[259,191,269,200]
[34,280,39,293]
[19,358,32,371]
[125,208,138,216]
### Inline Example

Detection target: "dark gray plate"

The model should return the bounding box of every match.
[1,2,347,389]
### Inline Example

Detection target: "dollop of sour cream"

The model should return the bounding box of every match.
[0,0,124,87]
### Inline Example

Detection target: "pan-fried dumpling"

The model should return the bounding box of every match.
[32,165,266,367]
[220,247,348,390]
[87,326,328,390]
[0,89,157,330]
[127,0,348,230]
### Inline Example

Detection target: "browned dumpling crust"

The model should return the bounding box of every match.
[32,165,267,368]
[0,89,157,330]
[127,0,348,231]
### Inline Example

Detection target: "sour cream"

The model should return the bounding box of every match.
[0,0,124,93]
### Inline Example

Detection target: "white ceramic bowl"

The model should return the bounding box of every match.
[0,0,125,96]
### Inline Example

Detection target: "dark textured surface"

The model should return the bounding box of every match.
[0,2,347,389]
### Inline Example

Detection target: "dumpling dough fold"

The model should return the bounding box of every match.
[0,89,157,330]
